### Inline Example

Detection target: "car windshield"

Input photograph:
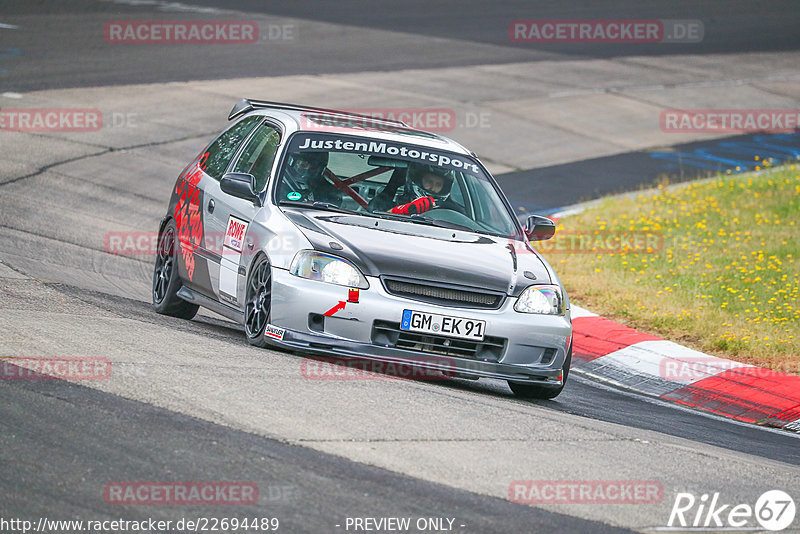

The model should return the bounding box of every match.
[274,133,519,237]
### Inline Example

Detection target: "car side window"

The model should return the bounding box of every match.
[203,116,261,180]
[232,123,281,192]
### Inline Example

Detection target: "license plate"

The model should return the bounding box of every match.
[400,310,486,341]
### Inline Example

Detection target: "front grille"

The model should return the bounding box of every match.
[372,320,506,361]
[382,278,504,309]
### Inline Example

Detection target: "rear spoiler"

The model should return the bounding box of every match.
[228,98,408,127]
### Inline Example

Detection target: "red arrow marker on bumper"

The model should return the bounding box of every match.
[324,301,347,316]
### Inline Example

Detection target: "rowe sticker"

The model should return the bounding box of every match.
[224,216,249,253]
[219,215,249,303]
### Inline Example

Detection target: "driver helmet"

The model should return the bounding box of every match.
[408,164,454,203]
[285,151,329,188]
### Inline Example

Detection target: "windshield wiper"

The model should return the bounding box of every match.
[373,211,474,232]
[279,200,355,214]
[283,203,476,233]
[412,216,474,232]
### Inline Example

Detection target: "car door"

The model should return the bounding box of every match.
[185,115,262,298]
[204,120,282,308]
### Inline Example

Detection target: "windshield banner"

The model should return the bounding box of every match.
[289,133,482,175]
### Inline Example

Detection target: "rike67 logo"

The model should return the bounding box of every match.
[668,490,796,531]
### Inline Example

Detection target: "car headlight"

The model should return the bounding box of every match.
[514,285,565,315]
[289,251,369,289]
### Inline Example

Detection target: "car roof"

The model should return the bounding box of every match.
[228,99,474,156]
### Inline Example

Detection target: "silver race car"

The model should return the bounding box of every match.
[153,99,573,398]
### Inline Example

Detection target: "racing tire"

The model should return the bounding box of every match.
[152,219,199,320]
[244,254,272,348]
[508,344,572,400]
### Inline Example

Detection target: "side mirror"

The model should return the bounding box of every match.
[220,172,261,206]
[524,214,556,241]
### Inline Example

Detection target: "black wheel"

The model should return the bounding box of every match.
[152,219,199,319]
[508,344,572,400]
[244,255,272,347]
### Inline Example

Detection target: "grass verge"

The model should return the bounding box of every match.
[535,162,799,374]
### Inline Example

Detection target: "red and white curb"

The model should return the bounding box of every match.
[569,305,800,432]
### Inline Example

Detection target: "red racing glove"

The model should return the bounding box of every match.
[390,196,435,215]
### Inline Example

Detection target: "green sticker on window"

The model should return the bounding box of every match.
[287,191,302,201]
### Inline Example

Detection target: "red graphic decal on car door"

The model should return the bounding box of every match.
[174,152,208,281]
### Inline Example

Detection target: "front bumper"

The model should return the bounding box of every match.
[267,268,572,385]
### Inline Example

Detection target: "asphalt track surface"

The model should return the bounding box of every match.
[500,132,800,213]
[0,361,630,534]
[1,1,800,533]
[3,0,800,91]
